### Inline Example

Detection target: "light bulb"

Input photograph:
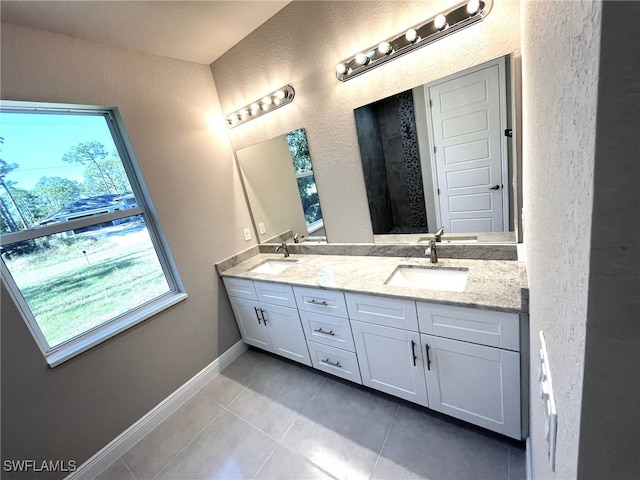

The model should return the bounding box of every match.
[336,63,348,74]
[240,109,249,119]
[355,52,370,65]
[250,103,260,114]
[378,41,392,55]
[467,0,480,14]
[261,96,272,106]
[275,90,286,100]
[273,97,281,106]
[405,28,419,43]
[434,14,447,30]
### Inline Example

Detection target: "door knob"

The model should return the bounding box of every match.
[489,185,501,190]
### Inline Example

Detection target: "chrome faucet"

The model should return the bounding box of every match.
[434,226,445,242]
[425,241,438,264]
[293,232,305,243]
[275,242,290,258]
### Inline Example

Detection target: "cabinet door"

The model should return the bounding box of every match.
[262,304,311,367]
[351,321,428,406]
[229,297,272,352]
[421,334,521,439]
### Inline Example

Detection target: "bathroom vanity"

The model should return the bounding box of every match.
[218,251,528,440]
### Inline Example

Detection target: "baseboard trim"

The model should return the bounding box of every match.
[66,340,248,480]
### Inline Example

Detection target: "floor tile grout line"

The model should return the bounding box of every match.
[251,445,278,480]
[369,402,401,480]
[148,400,226,480]
[120,457,139,480]
[278,376,327,441]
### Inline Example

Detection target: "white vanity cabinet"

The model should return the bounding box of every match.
[418,302,521,439]
[293,286,361,384]
[347,293,429,406]
[223,277,311,366]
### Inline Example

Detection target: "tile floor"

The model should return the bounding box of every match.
[96,348,526,480]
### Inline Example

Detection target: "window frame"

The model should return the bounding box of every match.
[0,101,187,367]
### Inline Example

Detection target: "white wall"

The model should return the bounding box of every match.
[521,1,602,478]
[1,22,252,473]
[212,0,521,243]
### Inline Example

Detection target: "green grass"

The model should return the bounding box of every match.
[20,246,170,347]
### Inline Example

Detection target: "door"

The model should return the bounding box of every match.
[351,321,428,406]
[229,297,272,352]
[421,334,521,439]
[262,304,311,366]
[427,58,508,233]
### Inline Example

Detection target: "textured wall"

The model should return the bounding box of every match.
[577,2,640,478]
[211,0,521,243]
[0,22,249,477]
[521,1,602,478]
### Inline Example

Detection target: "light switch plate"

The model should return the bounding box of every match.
[539,331,557,472]
[243,228,251,241]
[258,222,266,234]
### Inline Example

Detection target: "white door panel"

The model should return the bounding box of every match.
[428,59,508,232]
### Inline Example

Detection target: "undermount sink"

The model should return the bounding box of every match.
[250,259,298,275]
[385,265,469,292]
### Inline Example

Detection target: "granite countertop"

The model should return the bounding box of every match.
[218,253,528,314]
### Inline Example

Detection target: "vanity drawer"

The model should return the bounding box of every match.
[345,293,418,332]
[223,277,258,300]
[293,286,348,318]
[307,341,362,384]
[417,302,519,351]
[299,310,355,352]
[254,280,297,308]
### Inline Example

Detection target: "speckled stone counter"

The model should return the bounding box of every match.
[217,253,528,314]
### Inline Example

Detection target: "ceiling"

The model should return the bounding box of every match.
[0,1,290,65]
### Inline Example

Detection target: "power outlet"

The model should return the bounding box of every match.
[258,222,266,235]
[243,228,251,241]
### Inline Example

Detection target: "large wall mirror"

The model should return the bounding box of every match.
[236,128,327,244]
[354,54,519,244]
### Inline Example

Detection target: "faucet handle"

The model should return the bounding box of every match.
[434,226,445,242]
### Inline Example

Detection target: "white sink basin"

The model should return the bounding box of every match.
[385,265,469,292]
[251,259,297,275]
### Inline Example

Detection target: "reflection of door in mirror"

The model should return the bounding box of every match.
[355,55,513,241]
[236,128,325,243]
[425,57,509,233]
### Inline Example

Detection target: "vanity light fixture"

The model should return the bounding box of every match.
[226,85,295,128]
[335,0,492,82]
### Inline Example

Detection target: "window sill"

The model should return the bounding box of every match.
[45,292,188,367]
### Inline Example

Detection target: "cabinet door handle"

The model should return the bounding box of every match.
[321,358,342,368]
[260,308,267,325]
[425,344,432,371]
[313,328,335,336]
[309,299,328,306]
[254,307,261,325]
[410,340,417,366]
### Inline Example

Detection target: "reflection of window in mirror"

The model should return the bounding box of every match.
[286,129,323,234]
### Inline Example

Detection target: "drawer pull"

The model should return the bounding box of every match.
[313,328,335,336]
[411,340,417,366]
[425,344,432,371]
[254,307,262,325]
[321,358,342,368]
[309,299,328,306]
[260,308,268,325]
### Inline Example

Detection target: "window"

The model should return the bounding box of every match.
[286,128,323,233]
[0,102,187,366]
